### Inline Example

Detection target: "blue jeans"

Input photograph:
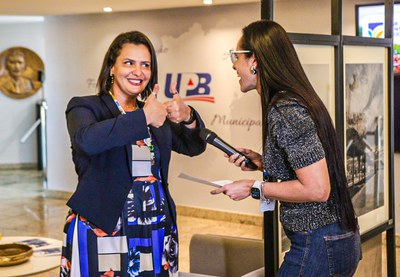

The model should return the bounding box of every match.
[278,223,362,277]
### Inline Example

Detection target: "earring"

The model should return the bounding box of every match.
[110,74,114,85]
[250,66,257,75]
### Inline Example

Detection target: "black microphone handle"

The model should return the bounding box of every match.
[213,137,238,156]
[212,137,258,170]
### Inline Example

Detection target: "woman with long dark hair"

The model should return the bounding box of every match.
[60,31,206,276]
[212,20,361,276]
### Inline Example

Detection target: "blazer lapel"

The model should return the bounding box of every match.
[100,93,121,118]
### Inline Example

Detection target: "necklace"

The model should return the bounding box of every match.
[109,90,155,164]
[108,90,138,114]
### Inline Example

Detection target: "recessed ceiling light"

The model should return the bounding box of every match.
[203,0,213,5]
[103,7,113,13]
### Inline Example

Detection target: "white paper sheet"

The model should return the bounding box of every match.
[177,173,232,188]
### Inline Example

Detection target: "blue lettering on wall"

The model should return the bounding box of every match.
[165,73,213,102]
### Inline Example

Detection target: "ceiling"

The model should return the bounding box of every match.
[0,0,259,16]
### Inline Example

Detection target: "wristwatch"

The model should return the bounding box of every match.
[251,181,263,200]
[182,106,195,125]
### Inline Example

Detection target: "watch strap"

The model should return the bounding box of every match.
[182,106,196,125]
[251,180,263,200]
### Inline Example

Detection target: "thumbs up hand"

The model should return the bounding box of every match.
[164,82,192,124]
[143,84,167,128]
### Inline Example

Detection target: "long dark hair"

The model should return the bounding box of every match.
[241,20,358,231]
[97,31,158,100]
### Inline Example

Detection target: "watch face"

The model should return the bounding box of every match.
[251,187,260,199]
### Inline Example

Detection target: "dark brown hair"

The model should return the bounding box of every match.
[241,20,358,232]
[97,31,158,100]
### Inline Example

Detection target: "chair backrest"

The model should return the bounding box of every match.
[189,234,264,277]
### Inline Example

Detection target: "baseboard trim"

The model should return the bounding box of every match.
[0,163,37,170]
[176,205,263,226]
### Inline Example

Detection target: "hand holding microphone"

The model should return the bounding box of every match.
[199,128,259,170]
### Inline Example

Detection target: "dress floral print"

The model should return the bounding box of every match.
[60,136,178,277]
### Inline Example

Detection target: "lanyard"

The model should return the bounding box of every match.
[109,90,155,164]
[108,90,128,115]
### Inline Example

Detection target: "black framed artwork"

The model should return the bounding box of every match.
[343,45,389,233]
[394,76,400,152]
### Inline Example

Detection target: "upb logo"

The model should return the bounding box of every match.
[165,73,214,103]
[368,22,384,38]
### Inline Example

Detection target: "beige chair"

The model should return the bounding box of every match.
[241,267,265,277]
[179,272,218,277]
[189,234,264,277]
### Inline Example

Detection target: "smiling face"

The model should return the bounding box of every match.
[232,39,259,94]
[110,43,151,100]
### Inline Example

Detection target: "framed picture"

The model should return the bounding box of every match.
[343,45,389,234]
[293,44,336,118]
[276,43,336,264]
[394,76,400,152]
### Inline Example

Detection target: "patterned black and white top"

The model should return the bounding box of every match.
[263,98,339,232]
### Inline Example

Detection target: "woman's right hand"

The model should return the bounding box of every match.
[227,148,263,171]
[143,84,168,128]
[210,179,254,200]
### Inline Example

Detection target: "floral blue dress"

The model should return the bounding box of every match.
[60,134,178,277]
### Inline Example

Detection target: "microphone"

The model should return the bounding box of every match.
[199,128,258,170]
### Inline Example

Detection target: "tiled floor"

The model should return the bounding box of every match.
[0,169,262,276]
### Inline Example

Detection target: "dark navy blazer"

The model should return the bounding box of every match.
[65,93,206,234]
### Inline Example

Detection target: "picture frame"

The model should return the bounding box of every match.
[294,44,336,118]
[343,45,389,234]
[394,75,400,152]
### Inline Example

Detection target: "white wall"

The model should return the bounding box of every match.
[43,4,261,215]
[0,0,398,225]
[0,21,45,165]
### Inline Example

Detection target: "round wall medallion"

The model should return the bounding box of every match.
[0,47,45,99]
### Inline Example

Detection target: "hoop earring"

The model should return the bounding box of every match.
[250,66,257,75]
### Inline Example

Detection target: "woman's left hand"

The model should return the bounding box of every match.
[163,82,191,124]
[226,148,263,171]
[210,179,254,201]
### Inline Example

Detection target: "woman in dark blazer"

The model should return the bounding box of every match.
[60,31,206,277]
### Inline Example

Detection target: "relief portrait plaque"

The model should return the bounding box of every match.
[0,47,45,99]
